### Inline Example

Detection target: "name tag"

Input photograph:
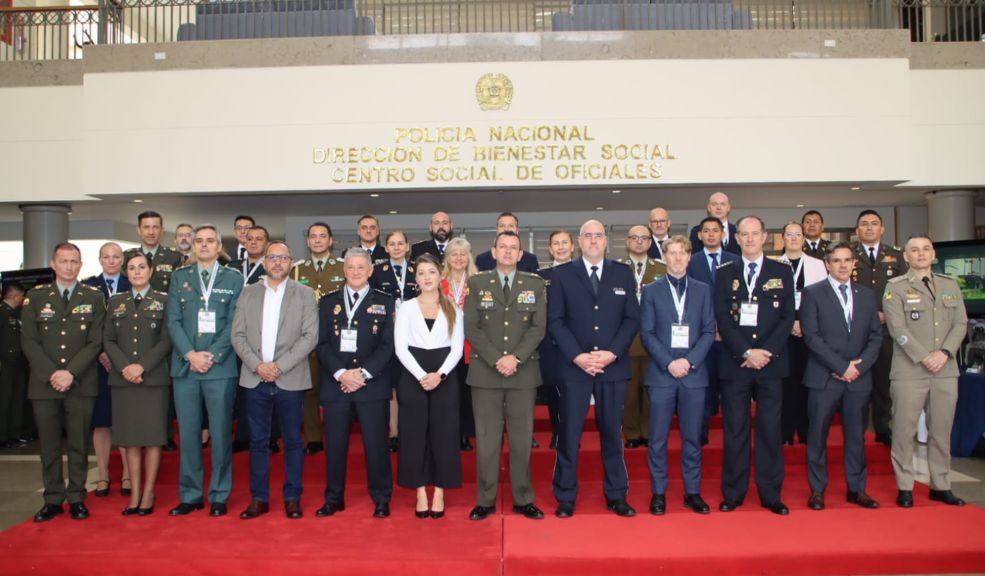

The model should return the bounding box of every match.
[671,324,690,349]
[340,329,358,353]
[740,303,759,327]
[198,310,216,334]
[613,287,626,296]
[794,291,802,311]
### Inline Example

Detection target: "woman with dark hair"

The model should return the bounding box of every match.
[394,253,464,519]
[103,251,172,515]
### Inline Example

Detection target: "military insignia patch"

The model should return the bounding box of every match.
[763,279,784,291]
[732,279,740,292]
[897,335,908,345]
[71,304,93,315]
[368,304,387,315]
[910,311,920,320]
[40,304,55,319]
[333,304,342,316]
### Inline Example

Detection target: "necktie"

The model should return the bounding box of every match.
[503,276,511,301]
[106,278,115,294]
[201,269,209,283]
[747,262,758,287]
[438,244,445,256]
[350,291,358,308]
[709,252,719,272]
[838,283,849,304]
[922,276,936,301]
[134,294,143,309]
[316,260,323,273]
[145,251,153,263]
[636,262,643,274]
[62,289,70,306]
[868,247,876,263]
[239,247,246,260]
[590,266,600,295]
[810,241,817,252]
[394,264,402,279]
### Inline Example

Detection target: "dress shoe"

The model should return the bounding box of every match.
[284,500,302,519]
[137,506,154,517]
[808,491,825,510]
[232,441,249,453]
[719,499,742,512]
[239,500,269,519]
[315,502,345,517]
[531,437,540,449]
[304,442,323,455]
[415,509,430,519]
[875,432,892,447]
[460,435,473,451]
[929,489,966,506]
[762,501,789,516]
[122,506,140,516]
[847,491,880,509]
[469,505,496,520]
[33,504,63,522]
[169,502,204,516]
[429,509,445,519]
[513,503,544,520]
[624,438,642,449]
[388,437,399,453]
[120,478,132,497]
[93,480,110,497]
[649,494,666,516]
[210,502,227,517]
[69,502,90,520]
[897,490,914,508]
[683,494,710,514]
[606,499,636,517]
[373,502,390,518]
[549,434,558,450]
[555,501,575,518]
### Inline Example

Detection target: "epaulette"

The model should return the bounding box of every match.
[326,287,343,296]
[374,288,391,297]
[518,271,541,278]
[717,260,736,269]
[933,272,953,280]
[612,260,631,269]
[536,267,552,274]
[888,275,906,284]
[225,267,244,278]
[30,283,50,292]
[412,240,428,246]
[152,289,168,297]
[328,258,339,265]
[160,245,178,253]
[475,270,495,277]
[174,263,194,273]
[81,283,101,292]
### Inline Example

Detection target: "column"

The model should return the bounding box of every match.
[925,190,977,242]
[20,204,70,269]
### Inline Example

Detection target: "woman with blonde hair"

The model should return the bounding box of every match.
[440,236,479,451]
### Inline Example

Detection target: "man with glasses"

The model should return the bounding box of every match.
[647,207,672,261]
[175,223,194,265]
[232,215,256,263]
[548,220,640,518]
[411,212,454,262]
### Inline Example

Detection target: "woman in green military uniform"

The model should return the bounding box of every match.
[103,252,172,516]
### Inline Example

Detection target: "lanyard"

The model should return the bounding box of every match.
[392,261,407,300]
[449,273,467,307]
[343,286,363,329]
[243,258,264,285]
[667,277,687,324]
[835,282,853,328]
[743,260,761,303]
[633,259,646,301]
[198,262,219,311]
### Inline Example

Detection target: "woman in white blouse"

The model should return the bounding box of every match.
[395,253,465,519]
[440,237,479,451]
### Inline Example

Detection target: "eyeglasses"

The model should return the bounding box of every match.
[580,233,606,241]
[233,225,253,232]
[266,255,292,263]
[628,235,650,242]
[649,219,669,225]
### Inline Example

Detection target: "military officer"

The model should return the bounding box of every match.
[166,225,243,517]
[226,225,269,286]
[884,235,968,508]
[852,209,907,445]
[801,210,831,259]
[464,231,547,521]
[622,225,667,449]
[371,230,418,303]
[21,242,106,522]
[294,222,346,455]
[536,229,575,449]
[343,214,389,265]
[124,210,184,293]
[0,282,27,448]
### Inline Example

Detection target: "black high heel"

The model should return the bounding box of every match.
[415,509,430,519]
[94,480,111,497]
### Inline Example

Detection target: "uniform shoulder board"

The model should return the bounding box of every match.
[29,283,50,293]
[412,240,428,246]
[374,288,391,297]
[891,245,902,252]
[475,270,495,277]
[933,272,953,280]
[612,260,631,269]
[225,267,244,278]
[81,283,101,292]
[518,271,540,278]
[161,245,178,253]
[293,259,310,268]
[887,275,906,284]
[152,289,168,297]
[326,287,343,296]
[328,258,338,265]
[536,266,551,274]
[718,260,736,268]
[174,263,194,273]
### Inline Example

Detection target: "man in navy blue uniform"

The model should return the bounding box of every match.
[475,212,540,273]
[714,215,795,515]
[536,229,575,450]
[548,219,640,518]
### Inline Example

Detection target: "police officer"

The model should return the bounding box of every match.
[464,231,547,521]
[294,222,346,455]
[124,211,184,293]
[622,225,667,449]
[801,210,831,259]
[536,229,575,449]
[226,225,269,286]
[884,235,967,508]
[21,242,106,522]
[852,209,907,445]
[0,283,27,448]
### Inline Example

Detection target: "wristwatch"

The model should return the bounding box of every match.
[742,349,752,360]
[940,349,953,359]
[439,372,447,381]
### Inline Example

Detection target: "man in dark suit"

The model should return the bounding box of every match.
[646,207,672,261]
[640,235,715,515]
[315,249,395,519]
[852,209,907,446]
[410,211,454,262]
[475,212,540,273]
[536,229,575,450]
[801,210,831,259]
[342,215,389,265]
[715,215,795,515]
[687,216,740,445]
[689,192,739,256]
[799,242,882,511]
[548,219,640,518]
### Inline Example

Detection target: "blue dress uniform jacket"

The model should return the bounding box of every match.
[166,264,243,380]
[640,276,715,389]
[475,250,540,274]
[370,261,418,302]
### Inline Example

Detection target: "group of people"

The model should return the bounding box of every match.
[4,191,970,525]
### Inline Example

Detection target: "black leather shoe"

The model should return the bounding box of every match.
[388,437,399,453]
[623,438,642,449]
[684,494,710,514]
[808,492,825,510]
[847,491,880,509]
[33,504,63,522]
[513,503,545,520]
[239,500,269,519]
[875,432,892,447]
[373,502,390,518]
[762,501,790,516]
[285,501,302,519]
[122,506,140,516]
[169,502,204,516]
[137,506,154,516]
[649,494,666,516]
[606,499,636,517]
[232,441,249,453]
[555,501,575,518]
[210,502,227,517]
[315,502,345,517]
[896,490,914,508]
[469,505,496,520]
[69,502,90,520]
[416,509,430,519]
[719,499,742,512]
[929,489,966,506]
[303,442,323,455]
[549,434,558,450]
[460,435,473,451]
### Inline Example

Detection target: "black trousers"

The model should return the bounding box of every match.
[721,376,784,505]
[323,398,392,505]
[456,359,475,438]
[867,335,894,436]
[781,336,809,443]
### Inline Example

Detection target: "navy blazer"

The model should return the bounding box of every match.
[689,222,740,256]
[475,250,539,274]
[640,276,715,389]
[536,266,561,383]
[547,260,640,384]
[316,288,395,403]
[799,280,882,392]
[687,248,740,288]
[82,273,132,300]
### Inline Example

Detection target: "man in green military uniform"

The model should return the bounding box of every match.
[124,210,184,293]
[464,231,547,521]
[21,243,106,521]
[166,225,243,517]
[293,222,346,455]
[851,209,907,445]
[884,235,968,508]
[0,283,27,448]
[622,225,667,448]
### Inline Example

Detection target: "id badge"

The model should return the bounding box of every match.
[739,303,759,327]
[671,324,690,349]
[340,329,358,353]
[794,291,802,311]
[198,310,216,334]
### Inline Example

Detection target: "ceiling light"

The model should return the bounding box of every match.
[370,193,380,198]
[851,186,860,191]
[611,190,621,194]
[134,199,143,203]
[796,204,805,208]
[389,210,398,214]
[596,207,604,211]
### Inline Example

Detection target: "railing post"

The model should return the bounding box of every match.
[97,0,109,43]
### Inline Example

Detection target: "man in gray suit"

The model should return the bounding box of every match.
[231,242,318,520]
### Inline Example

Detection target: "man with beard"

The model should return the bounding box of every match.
[411,211,454,262]
[175,223,194,265]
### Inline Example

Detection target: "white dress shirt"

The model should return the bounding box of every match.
[394,297,464,380]
[582,257,604,280]
[261,277,287,363]
[826,275,854,328]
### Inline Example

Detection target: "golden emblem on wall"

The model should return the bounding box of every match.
[475,73,514,111]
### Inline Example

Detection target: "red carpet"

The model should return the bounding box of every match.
[1,407,984,575]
